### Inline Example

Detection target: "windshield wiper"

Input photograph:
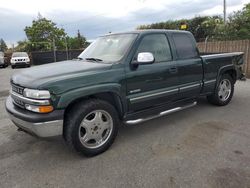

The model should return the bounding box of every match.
[85,57,103,62]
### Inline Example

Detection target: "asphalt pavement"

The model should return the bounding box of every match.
[0,66,250,188]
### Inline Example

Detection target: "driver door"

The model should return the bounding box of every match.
[125,33,179,112]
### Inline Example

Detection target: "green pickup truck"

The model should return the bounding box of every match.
[6,30,244,156]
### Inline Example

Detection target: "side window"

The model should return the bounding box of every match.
[172,33,198,59]
[136,34,172,62]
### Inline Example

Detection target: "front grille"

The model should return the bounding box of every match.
[11,93,25,108]
[11,83,25,108]
[11,83,24,95]
[15,59,25,62]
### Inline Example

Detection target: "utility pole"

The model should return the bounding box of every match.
[60,24,69,60]
[223,0,227,24]
[64,37,69,60]
[53,38,56,62]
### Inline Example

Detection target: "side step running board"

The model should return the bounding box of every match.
[125,101,197,125]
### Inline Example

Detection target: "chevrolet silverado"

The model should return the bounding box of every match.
[5,30,244,156]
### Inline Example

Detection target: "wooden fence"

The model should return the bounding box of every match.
[197,40,250,78]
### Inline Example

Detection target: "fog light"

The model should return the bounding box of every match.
[25,104,54,113]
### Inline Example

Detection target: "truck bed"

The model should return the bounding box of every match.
[200,52,244,94]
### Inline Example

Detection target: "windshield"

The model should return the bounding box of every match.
[12,52,28,58]
[78,34,138,62]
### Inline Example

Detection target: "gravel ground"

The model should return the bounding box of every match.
[0,66,250,188]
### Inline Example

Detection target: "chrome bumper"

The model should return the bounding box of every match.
[5,96,64,137]
[9,113,63,137]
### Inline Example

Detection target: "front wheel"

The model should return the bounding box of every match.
[207,74,234,106]
[64,99,119,157]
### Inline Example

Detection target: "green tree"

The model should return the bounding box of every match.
[0,38,8,51]
[201,16,223,40]
[137,3,250,41]
[67,30,89,49]
[24,15,67,51]
[222,3,250,40]
[14,40,31,52]
[137,16,224,41]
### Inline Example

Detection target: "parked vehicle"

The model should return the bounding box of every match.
[5,30,244,156]
[0,51,8,68]
[11,52,30,68]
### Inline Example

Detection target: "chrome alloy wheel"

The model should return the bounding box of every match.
[79,110,113,149]
[218,79,231,102]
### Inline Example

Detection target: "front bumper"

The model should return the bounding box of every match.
[5,96,64,137]
[11,62,30,66]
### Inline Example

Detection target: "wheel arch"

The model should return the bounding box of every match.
[217,65,237,84]
[63,91,125,120]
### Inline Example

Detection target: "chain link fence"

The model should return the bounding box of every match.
[30,49,83,65]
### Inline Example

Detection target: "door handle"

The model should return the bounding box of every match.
[169,67,178,74]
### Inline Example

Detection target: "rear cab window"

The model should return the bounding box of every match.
[172,33,198,59]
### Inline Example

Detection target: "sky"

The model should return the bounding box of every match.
[0,0,249,46]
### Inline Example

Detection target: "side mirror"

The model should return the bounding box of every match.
[133,52,155,65]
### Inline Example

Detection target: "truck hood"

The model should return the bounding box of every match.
[11,60,113,88]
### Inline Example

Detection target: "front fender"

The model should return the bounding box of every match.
[56,83,124,109]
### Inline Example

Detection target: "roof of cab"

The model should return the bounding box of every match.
[104,29,191,36]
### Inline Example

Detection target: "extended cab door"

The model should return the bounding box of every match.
[170,33,203,99]
[125,33,179,112]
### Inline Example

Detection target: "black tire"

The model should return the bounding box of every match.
[207,74,234,106]
[11,65,15,69]
[64,99,119,157]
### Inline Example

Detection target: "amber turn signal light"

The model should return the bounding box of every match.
[38,105,54,113]
[25,104,54,113]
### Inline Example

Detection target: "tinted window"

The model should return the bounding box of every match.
[136,34,172,62]
[172,33,198,59]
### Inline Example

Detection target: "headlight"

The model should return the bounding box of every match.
[23,88,51,99]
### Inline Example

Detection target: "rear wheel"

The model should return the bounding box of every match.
[207,74,234,106]
[11,65,15,69]
[64,99,119,157]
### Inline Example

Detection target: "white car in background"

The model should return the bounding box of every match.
[11,52,30,69]
[0,51,8,68]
